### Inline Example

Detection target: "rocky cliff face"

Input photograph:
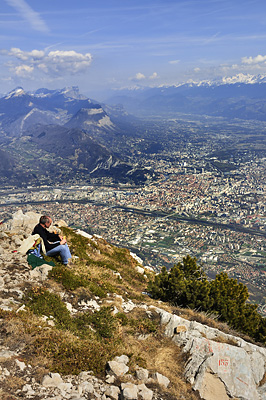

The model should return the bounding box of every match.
[0,210,266,400]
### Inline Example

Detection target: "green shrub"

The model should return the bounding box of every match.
[24,287,73,330]
[129,317,158,335]
[148,255,266,343]
[115,311,159,335]
[23,289,120,374]
[88,307,116,338]
[24,289,117,338]
[115,312,129,326]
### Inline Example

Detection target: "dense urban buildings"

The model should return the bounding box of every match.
[1,144,266,311]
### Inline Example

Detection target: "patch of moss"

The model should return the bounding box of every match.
[22,289,120,374]
[24,288,118,339]
[88,281,108,298]
[48,266,90,291]
[48,265,115,297]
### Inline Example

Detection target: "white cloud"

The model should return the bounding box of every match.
[242,54,266,65]
[5,48,93,77]
[149,72,158,80]
[194,67,200,73]
[8,48,45,61]
[14,64,33,77]
[131,72,158,81]
[4,0,49,33]
[135,72,146,80]
[169,60,180,65]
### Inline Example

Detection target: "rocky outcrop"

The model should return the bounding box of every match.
[153,306,266,400]
[0,211,171,399]
[1,210,266,400]
[2,209,40,235]
[0,342,169,399]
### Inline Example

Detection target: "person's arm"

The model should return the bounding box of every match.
[32,225,60,251]
[46,230,61,242]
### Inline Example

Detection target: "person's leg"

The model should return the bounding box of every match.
[46,244,72,265]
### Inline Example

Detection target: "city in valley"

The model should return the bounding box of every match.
[1,116,266,312]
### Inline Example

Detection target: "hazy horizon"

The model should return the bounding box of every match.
[2,0,266,99]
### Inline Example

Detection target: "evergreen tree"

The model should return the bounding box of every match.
[209,272,261,335]
[148,255,211,309]
[148,256,266,343]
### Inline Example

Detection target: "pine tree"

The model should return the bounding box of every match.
[148,257,265,342]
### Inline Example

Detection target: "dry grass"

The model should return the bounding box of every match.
[0,389,22,400]
[2,375,25,389]
[121,332,200,400]
[1,225,260,399]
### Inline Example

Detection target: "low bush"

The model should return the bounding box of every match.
[33,329,117,375]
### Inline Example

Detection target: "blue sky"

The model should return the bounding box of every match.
[1,0,266,98]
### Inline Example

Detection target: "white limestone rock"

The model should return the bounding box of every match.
[15,359,26,371]
[105,385,120,400]
[122,299,136,313]
[0,349,18,361]
[0,232,8,238]
[107,360,129,377]
[136,266,145,274]
[258,383,266,400]
[42,372,64,387]
[29,264,53,281]
[0,276,5,288]
[106,375,115,384]
[137,383,153,400]
[151,372,170,388]
[12,235,23,247]
[121,382,138,399]
[114,355,129,365]
[7,210,40,234]
[152,305,266,400]
[22,384,36,396]
[130,252,143,265]
[136,367,149,382]
[79,381,94,394]
[76,229,93,239]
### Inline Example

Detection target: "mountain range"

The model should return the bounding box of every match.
[106,73,266,120]
[2,75,266,186]
[0,87,153,187]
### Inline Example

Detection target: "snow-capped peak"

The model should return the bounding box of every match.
[186,73,266,88]
[156,73,266,91]
[220,73,266,85]
[32,86,88,100]
[5,87,25,99]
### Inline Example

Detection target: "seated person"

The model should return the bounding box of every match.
[32,215,71,266]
